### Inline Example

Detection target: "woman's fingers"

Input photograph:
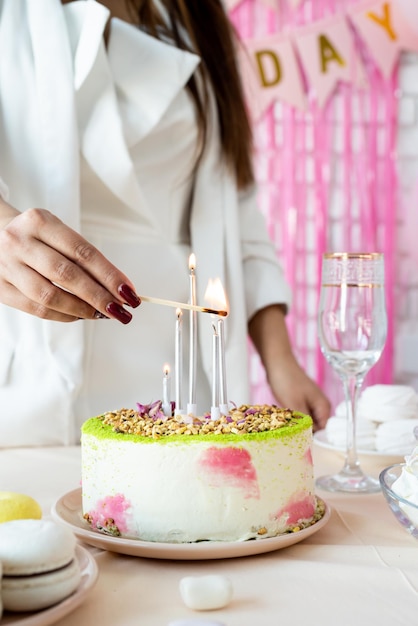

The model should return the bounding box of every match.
[26,209,134,296]
[0,280,82,322]
[0,208,139,323]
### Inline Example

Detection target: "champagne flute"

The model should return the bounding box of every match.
[316,252,387,493]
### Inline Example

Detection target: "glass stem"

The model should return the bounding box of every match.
[342,375,363,476]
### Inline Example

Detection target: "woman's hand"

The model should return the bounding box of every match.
[0,206,140,323]
[266,357,331,431]
[249,304,331,430]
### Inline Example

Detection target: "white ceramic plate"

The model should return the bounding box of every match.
[1,545,98,626]
[51,488,331,561]
[314,429,406,461]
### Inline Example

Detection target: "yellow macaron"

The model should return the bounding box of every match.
[0,492,42,523]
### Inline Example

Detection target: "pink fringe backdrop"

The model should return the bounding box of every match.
[229,0,397,410]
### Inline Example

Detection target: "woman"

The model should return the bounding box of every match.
[0,0,330,446]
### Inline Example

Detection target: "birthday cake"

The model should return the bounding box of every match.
[81,403,321,543]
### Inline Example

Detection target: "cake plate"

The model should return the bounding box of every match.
[51,488,331,561]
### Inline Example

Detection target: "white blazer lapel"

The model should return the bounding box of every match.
[108,19,200,145]
[64,2,200,226]
[64,0,110,92]
[63,1,155,227]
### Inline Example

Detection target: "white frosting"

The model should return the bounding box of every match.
[391,446,418,526]
[179,575,233,611]
[81,419,315,543]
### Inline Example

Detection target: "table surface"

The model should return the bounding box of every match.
[1,444,417,626]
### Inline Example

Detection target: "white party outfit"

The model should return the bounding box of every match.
[0,0,291,446]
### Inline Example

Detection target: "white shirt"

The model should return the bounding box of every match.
[0,0,291,446]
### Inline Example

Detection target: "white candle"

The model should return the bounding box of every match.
[162,364,171,416]
[204,278,228,420]
[217,318,228,415]
[211,324,220,421]
[175,308,184,414]
[188,253,197,415]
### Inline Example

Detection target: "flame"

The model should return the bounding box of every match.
[176,307,183,320]
[204,278,228,311]
[188,253,196,272]
[163,364,170,376]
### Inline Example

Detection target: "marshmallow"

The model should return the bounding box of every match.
[335,386,418,423]
[358,385,418,423]
[179,575,233,611]
[375,419,418,455]
[325,416,377,450]
[335,402,348,418]
[328,385,418,453]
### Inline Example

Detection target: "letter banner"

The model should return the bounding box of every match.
[294,16,367,109]
[233,0,418,113]
[224,0,304,9]
[240,36,306,118]
[349,0,418,79]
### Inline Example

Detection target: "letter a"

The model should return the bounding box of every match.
[319,34,346,73]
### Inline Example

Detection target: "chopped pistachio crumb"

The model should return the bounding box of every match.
[100,405,298,438]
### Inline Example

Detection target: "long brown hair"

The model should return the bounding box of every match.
[125,0,254,189]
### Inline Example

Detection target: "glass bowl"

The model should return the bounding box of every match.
[379,464,418,539]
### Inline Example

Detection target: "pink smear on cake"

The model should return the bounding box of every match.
[273,493,315,525]
[89,493,131,533]
[304,448,313,466]
[198,446,259,499]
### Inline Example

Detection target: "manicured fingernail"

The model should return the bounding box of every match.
[105,302,133,324]
[118,284,141,308]
[94,311,109,319]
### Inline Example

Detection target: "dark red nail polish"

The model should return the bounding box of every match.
[118,284,140,308]
[105,302,133,324]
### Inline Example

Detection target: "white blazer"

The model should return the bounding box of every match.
[0,0,291,446]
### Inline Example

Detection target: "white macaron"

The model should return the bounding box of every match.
[0,518,81,612]
[0,560,3,620]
